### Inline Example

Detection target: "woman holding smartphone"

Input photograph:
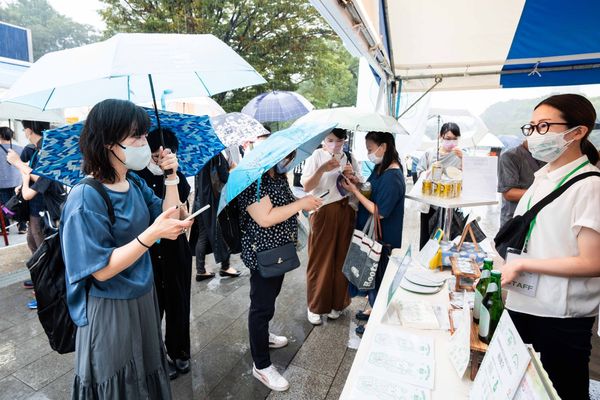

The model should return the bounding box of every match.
[301,128,362,325]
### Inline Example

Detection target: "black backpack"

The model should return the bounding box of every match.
[26,178,126,354]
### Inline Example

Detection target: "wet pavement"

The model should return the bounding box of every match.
[0,185,598,399]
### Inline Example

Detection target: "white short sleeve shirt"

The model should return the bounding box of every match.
[300,148,362,206]
[506,156,600,318]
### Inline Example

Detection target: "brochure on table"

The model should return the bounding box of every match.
[471,311,557,400]
[346,325,436,399]
[448,293,471,379]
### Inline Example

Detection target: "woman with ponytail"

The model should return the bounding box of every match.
[341,131,405,334]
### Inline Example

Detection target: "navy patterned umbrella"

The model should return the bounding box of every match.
[33,108,225,186]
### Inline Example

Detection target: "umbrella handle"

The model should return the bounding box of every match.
[148,74,173,176]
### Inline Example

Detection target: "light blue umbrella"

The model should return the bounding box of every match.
[241,90,314,122]
[34,108,225,186]
[218,122,336,214]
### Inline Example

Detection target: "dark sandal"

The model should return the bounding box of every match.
[219,270,241,278]
[355,310,371,321]
[195,272,215,282]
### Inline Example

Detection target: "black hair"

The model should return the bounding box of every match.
[331,128,348,140]
[440,122,461,138]
[0,127,14,141]
[535,94,599,165]
[80,99,150,183]
[365,131,402,175]
[148,127,179,153]
[21,120,50,136]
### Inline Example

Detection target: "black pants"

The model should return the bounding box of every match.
[195,216,230,274]
[248,269,284,369]
[509,310,595,400]
[419,208,437,250]
[151,239,192,361]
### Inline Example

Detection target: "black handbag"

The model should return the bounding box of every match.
[256,242,300,278]
[494,171,600,258]
[5,192,29,222]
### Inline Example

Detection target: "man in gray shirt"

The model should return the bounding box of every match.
[497,141,545,227]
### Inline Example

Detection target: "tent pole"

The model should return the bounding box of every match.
[397,76,442,118]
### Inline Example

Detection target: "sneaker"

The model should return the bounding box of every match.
[307,309,322,325]
[252,364,289,392]
[327,310,342,320]
[27,300,37,310]
[23,280,34,289]
[268,333,288,349]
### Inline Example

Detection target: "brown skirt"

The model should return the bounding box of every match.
[306,198,356,314]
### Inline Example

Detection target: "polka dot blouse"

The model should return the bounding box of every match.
[237,173,298,270]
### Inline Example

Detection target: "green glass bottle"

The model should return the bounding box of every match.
[473,258,493,323]
[478,270,504,344]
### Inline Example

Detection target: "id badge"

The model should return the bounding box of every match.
[505,247,539,297]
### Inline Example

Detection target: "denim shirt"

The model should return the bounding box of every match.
[60,175,162,326]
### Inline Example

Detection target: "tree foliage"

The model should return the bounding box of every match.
[100,0,358,113]
[0,0,100,60]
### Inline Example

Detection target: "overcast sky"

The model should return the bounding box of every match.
[45,0,600,116]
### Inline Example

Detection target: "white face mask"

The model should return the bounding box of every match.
[115,143,152,171]
[367,146,383,164]
[147,160,164,176]
[276,158,293,174]
[527,126,578,163]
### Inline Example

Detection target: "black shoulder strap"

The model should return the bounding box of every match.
[344,150,352,165]
[524,172,600,219]
[80,178,115,224]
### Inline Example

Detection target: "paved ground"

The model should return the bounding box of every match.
[0,185,598,399]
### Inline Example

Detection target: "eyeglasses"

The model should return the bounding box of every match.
[520,122,570,136]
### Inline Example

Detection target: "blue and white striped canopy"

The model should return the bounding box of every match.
[311,0,600,91]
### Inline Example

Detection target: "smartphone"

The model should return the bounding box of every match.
[318,190,330,199]
[185,204,210,221]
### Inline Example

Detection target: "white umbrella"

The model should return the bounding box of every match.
[293,107,409,135]
[0,101,64,122]
[474,132,504,148]
[4,33,266,110]
[163,97,225,118]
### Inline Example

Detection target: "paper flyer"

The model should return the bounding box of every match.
[470,311,531,400]
[448,292,471,378]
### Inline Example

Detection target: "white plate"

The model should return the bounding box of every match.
[400,278,444,294]
[404,269,446,287]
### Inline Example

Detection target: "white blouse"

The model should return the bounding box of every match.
[506,156,600,318]
[301,148,361,206]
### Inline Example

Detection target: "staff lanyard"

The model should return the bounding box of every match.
[524,160,590,248]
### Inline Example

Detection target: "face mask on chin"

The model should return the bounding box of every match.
[114,142,152,171]
[527,126,578,163]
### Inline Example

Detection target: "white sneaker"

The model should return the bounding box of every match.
[307,309,322,325]
[268,332,289,349]
[327,309,342,320]
[252,364,290,391]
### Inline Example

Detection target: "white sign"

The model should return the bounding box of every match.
[462,156,498,201]
[505,249,539,297]
[470,311,531,400]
